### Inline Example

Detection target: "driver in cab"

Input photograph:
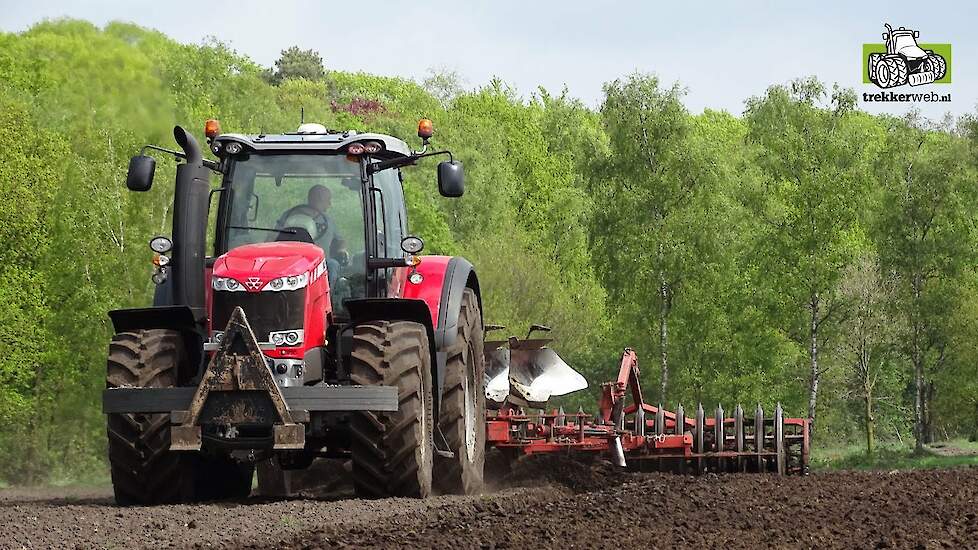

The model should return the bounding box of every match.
[277,185,349,285]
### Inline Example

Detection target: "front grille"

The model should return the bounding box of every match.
[212,289,305,341]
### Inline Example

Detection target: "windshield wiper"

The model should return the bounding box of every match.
[228,225,297,235]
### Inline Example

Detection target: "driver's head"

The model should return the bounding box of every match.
[308,185,332,212]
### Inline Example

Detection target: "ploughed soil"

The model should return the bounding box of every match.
[4,458,978,550]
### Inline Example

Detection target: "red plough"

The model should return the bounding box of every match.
[486,348,810,474]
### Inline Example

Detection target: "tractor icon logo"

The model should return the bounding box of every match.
[867,24,948,88]
[245,277,262,290]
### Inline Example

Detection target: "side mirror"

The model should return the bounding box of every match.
[913,30,920,38]
[437,160,464,198]
[126,155,156,192]
[882,33,889,41]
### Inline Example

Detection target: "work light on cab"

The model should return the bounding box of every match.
[418,118,434,140]
[204,119,221,139]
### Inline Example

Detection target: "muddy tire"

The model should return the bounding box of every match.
[106,330,253,505]
[434,288,486,495]
[349,321,434,498]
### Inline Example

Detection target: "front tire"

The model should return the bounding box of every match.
[435,288,487,495]
[106,330,252,505]
[883,57,908,87]
[349,321,434,498]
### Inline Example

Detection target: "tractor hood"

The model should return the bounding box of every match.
[213,242,325,292]
[892,32,928,59]
[898,43,928,59]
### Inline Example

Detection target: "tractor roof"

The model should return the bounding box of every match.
[213,130,412,159]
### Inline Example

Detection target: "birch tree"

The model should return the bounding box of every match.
[835,254,900,456]
[744,78,878,427]
[591,73,720,402]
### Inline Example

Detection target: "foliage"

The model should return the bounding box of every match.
[263,46,326,85]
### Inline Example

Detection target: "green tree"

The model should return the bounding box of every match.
[592,74,724,402]
[744,77,878,427]
[834,254,903,456]
[265,46,326,85]
[874,114,978,452]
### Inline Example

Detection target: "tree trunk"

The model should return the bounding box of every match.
[911,278,925,454]
[864,384,875,457]
[659,274,669,403]
[807,293,820,426]
[971,401,978,443]
[924,382,936,444]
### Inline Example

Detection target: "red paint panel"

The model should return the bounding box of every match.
[398,255,452,327]
[486,420,511,443]
[207,241,330,361]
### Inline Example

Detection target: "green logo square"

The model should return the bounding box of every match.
[862,43,952,84]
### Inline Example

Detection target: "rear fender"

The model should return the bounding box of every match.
[399,256,482,349]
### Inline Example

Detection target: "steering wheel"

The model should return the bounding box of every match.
[277,205,329,240]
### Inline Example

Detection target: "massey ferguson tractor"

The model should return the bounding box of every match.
[103,119,486,504]
[868,24,947,88]
[104,119,811,506]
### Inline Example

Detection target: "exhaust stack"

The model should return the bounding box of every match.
[170,126,211,313]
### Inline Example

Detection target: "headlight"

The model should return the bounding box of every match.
[262,273,308,292]
[149,236,173,254]
[212,276,246,292]
[225,141,243,155]
[269,329,303,347]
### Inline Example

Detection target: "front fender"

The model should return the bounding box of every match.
[399,255,481,351]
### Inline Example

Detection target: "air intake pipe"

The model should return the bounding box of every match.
[170,126,210,314]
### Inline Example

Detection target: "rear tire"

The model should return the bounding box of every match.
[927,53,947,80]
[349,321,434,498]
[434,288,486,495]
[868,53,882,83]
[106,330,253,505]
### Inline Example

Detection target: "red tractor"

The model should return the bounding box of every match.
[103,119,485,504]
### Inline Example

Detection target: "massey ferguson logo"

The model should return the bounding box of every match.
[245,277,262,290]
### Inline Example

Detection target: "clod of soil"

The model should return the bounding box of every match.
[501,453,631,493]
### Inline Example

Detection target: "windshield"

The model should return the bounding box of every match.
[222,153,366,315]
[893,34,919,51]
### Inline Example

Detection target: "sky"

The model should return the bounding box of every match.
[2,1,976,120]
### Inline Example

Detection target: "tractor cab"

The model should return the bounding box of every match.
[883,26,926,59]
[210,129,412,318]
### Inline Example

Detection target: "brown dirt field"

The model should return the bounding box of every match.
[4,459,978,549]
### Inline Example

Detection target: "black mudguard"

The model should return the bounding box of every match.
[107,305,206,382]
